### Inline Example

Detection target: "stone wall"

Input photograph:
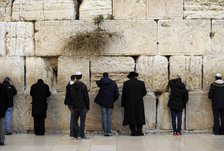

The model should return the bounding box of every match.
[0,0,223,133]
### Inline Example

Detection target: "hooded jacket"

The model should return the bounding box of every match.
[3,81,17,107]
[64,80,74,105]
[94,77,119,108]
[168,78,189,111]
[70,81,89,110]
[208,79,224,109]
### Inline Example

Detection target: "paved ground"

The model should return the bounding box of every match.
[0,134,223,151]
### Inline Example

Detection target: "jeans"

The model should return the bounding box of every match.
[68,105,75,136]
[73,109,87,138]
[213,109,224,134]
[5,107,13,133]
[170,110,182,132]
[0,118,5,143]
[101,107,112,134]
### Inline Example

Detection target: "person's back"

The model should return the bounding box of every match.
[0,83,7,145]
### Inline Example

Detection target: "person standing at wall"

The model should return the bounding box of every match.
[64,75,76,137]
[168,77,188,135]
[208,73,224,135]
[0,82,8,145]
[94,72,119,136]
[121,71,147,136]
[30,79,51,135]
[3,77,17,135]
[70,71,89,139]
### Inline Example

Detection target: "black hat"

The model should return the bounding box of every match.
[127,71,139,78]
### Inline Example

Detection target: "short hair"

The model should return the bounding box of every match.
[75,75,82,80]
[70,75,75,80]
[103,72,109,77]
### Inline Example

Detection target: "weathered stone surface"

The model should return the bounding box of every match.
[184,0,224,19]
[0,56,24,93]
[158,20,210,55]
[79,0,112,20]
[147,0,183,19]
[0,22,6,56]
[203,55,224,91]
[113,0,147,20]
[170,56,202,91]
[211,20,224,54]
[90,57,135,92]
[26,57,54,93]
[186,92,213,130]
[0,0,12,21]
[12,0,75,21]
[136,56,168,92]
[57,56,90,92]
[35,20,157,56]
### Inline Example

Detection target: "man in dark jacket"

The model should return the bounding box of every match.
[168,77,188,135]
[94,72,119,136]
[122,71,147,136]
[0,83,8,145]
[70,71,89,139]
[30,79,51,135]
[208,73,224,135]
[3,77,17,135]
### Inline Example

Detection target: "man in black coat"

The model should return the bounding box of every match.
[208,73,224,135]
[69,71,89,139]
[30,79,51,135]
[94,72,119,136]
[168,77,188,135]
[0,83,8,145]
[121,71,147,136]
[3,77,17,135]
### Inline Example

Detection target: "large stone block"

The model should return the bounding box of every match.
[170,56,202,91]
[26,57,54,93]
[57,56,90,92]
[184,0,224,19]
[136,56,168,92]
[12,0,75,21]
[0,0,12,21]
[35,20,157,56]
[147,0,183,19]
[80,0,112,20]
[90,56,135,92]
[211,20,224,55]
[186,92,213,130]
[0,56,24,93]
[113,0,147,20]
[158,20,210,55]
[203,55,224,91]
[0,22,6,56]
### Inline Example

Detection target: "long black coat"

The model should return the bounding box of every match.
[0,83,8,118]
[168,78,189,112]
[94,77,119,108]
[121,77,147,126]
[208,79,224,109]
[30,80,51,118]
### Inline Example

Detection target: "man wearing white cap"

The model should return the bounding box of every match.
[209,73,224,135]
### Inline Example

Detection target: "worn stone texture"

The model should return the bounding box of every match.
[136,56,168,92]
[0,22,6,56]
[147,0,183,19]
[57,56,90,92]
[211,20,224,55]
[113,0,147,20]
[0,0,12,21]
[186,92,213,130]
[158,20,210,55]
[203,55,224,91]
[90,56,135,92]
[35,20,157,56]
[170,56,202,91]
[184,0,224,19]
[80,0,112,20]
[26,57,54,93]
[12,0,75,21]
[0,56,24,93]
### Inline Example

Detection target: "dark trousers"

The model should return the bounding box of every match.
[34,115,45,135]
[68,105,75,137]
[129,124,143,136]
[73,109,87,138]
[170,110,182,132]
[213,109,224,134]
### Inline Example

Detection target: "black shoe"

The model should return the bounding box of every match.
[137,133,144,136]
[130,133,137,136]
[0,142,4,146]
[6,132,12,135]
[81,136,89,139]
